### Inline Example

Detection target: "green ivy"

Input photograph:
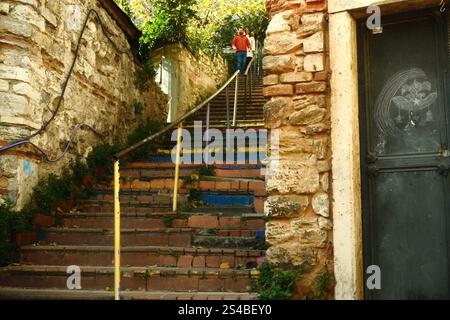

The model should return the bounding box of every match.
[198,165,214,177]
[0,199,34,266]
[32,156,90,214]
[114,0,132,17]
[163,214,174,228]
[140,0,199,50]
[223,52,238,76]
[314,271,332,300]
[126,120,162,161]
[135,60,157,92]
[0,117,165,265]
[86,143,120,183]
[256,262,299,300]
[133,101,145,115]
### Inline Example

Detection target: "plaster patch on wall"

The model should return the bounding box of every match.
[65,5,81,31]
[22,159,32,176]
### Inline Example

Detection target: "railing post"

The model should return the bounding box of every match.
[244,70,248,121]
[226,86,230,129]
[205,103,210,165]
[233,76,238,127]
[172,122,183,212]
[113,160,121,301]
[244,71,248,121]
[248,67,252,120]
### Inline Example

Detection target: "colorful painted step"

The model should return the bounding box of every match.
[0,64,267,300]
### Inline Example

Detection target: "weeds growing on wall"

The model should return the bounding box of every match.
[314,270,334,300]
[126,120,162,161]
[256,262,299,300]
[0,199,34,266]
[0,156,95,266]
[116,0,267,67]
[33,157,91,213]
[0,118,164,266]
[86,143,121,183]
[135,60,158,91]
[223,52,238,76]
[139,0,199,50]
[85,119,162,182]
[198,165,214,177]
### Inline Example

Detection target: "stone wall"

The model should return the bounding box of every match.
[152,44,228,121]
[0,0,168,209]
[263,0,333,298]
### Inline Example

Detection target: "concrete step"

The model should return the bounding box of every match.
[190,123,266,129]
[0,287,258,300]
[191,115,264,122]
[0,266,259,293]
[117,170,266,182]
[192,236,265,249]
[118,169,265,181]
[43,228,264,248]
[122,162,265,169]
[78,200,174,214]
[204,104,265,109]
[59,212,266,231]
[19,245,266,268]
[79,192,258,212]
[205,105,265,111]
[43,228,192,247]
[120,167,198,179]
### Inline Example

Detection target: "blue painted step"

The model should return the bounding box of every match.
[148,156,268,164]
[200,193,254,207]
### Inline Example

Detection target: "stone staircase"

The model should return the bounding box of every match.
[0,72,268,300]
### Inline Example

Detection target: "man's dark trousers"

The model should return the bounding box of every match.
[236,51,247,74]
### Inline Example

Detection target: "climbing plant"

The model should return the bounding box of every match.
[255,262,299,300]
[0,116,165,266]
[0,157,91,266]
[115,0,133,16]
[115,0,267,55]
[0,199,34,266]
[139,0,199,50]
[189,0,267,49]
[126,119,162,161]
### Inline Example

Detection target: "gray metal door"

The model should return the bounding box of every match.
[359,10,450,299]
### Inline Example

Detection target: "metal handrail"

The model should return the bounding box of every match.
[0,124,105,162]
[243,56,256,121]
[0,8,123,159]
[112,51,262,300]
[112,70,238,300]
[244,56,255,76]
[113,70,240,160]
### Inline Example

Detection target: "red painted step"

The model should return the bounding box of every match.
[59,212,265,231]
[44,228,192,247]
[19,245,265,268]
[0,266,258,293]
[0,288,258,300]
[60,212,265,230]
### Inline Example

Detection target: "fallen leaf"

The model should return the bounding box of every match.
[220,262,230,269]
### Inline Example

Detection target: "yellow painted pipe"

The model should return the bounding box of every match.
[172,122,183,212]
[113,160,121,300]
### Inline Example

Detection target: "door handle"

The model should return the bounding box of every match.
[440,148,450,158]
[366,153,378,164]
[368,164,380,177]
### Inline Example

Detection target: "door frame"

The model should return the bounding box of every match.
[328,0,445,300]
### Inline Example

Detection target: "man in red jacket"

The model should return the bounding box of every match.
[231,28,252,75]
